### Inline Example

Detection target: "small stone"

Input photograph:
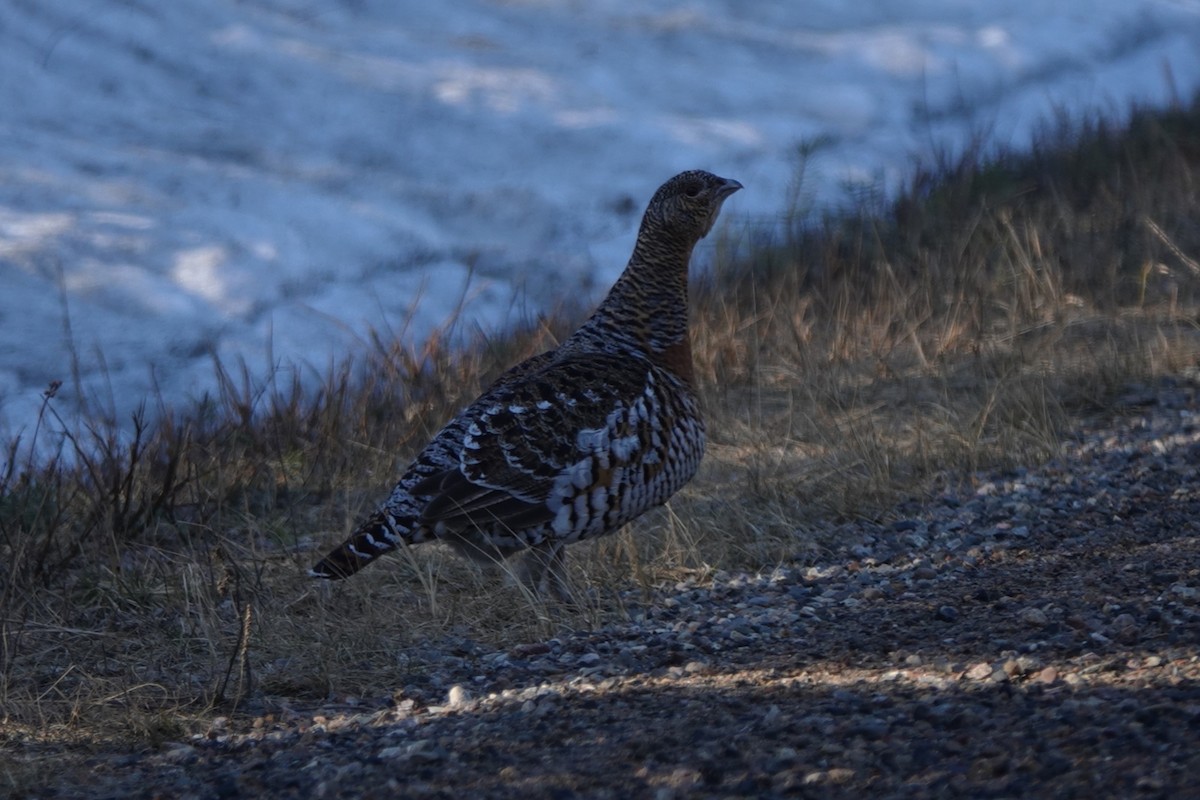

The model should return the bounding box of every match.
[1110,613,1139,643]
[1033,666,1059,684]
[1015,655,1041,674]
[1065,614,1093,631]
[965,662,993,680]
[162,744,198,764]
[935,605,959,622]
[912,566,937,581]
[827,768,855,784]
[1019,607,1048,627]
[851,717,888,739]
[381,739,448,764]
[804,768,855,785]
[773,746,799,764]
[447,684,470,708]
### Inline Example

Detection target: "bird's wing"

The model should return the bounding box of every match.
[414,352,659,531]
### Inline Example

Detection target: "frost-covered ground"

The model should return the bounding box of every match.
[2,1,1199,448]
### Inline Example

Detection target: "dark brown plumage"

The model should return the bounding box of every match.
[310,170,741,596]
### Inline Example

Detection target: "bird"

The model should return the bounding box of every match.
[310,170,742,598]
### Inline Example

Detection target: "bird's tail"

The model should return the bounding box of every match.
[309,509,407,579]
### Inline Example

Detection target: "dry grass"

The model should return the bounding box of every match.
[3,99,1200,751]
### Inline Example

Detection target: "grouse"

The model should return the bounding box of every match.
[310,170,742,597]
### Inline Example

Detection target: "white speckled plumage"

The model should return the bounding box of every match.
[310,170,741,596]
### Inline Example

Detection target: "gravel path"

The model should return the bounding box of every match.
[11,375,1200,799]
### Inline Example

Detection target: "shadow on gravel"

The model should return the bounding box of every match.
[328,508,1200,799]
[354,678,1200,799]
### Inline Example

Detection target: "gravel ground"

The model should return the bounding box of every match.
[9,375,1200,799]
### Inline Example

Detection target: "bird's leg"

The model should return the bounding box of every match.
[520,540,576,604]
[545,541,575,604]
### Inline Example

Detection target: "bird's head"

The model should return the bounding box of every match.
[644,170,742,243]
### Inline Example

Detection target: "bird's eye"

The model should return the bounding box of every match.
[685,185,702,198]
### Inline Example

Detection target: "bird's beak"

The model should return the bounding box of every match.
[715,177,743,201]
[701,176,742,237]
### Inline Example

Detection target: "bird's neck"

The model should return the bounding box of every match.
[566,226,697,382]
